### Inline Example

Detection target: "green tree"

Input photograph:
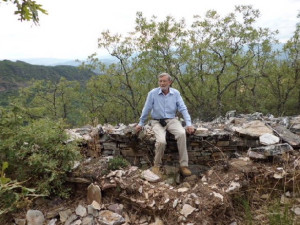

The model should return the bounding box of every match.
[1,0,47,24]
[129,6,276,118]
[13,78,81,125]
[83,29,157,124]
[259,14,300,115]
[82,6,298,121]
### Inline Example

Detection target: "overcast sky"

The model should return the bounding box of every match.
[0,0,299,60]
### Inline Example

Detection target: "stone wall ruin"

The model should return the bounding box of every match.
[66,112,300,175]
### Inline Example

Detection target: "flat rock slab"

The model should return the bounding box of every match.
[249,143,293,157]
[233,120,273,138]
[273,125,300,147]
[98,210,125,225]
[290,116,300,134]
[259,133,280,145]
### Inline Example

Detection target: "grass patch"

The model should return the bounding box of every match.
[108,156,129,171]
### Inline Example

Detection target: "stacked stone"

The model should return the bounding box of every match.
[65,125,101,158]
[66,113,300,170]
[289,116,300,135]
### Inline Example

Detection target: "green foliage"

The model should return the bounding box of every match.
[0,60,94,84]
[81,6,300,121]
[108,156,130,171]
[0,107,81,198]
[242,199,253,225]
[0,162,37,218]
[1,0,47,24]
[0,162,11,185]
[268,201,294,225]
[14,119,81,196]
[15,78,82,125]
[0,60,96,111]
[233,196,253,225]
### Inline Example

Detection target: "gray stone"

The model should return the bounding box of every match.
[70,219,82,225]
[180,204,195,218]
[225,181,241,192]
[46,208,62,219]
[65,214,78,225]
[108,204,123,215]
[87,205,98,217]
[76,204,87,217]
[26,210,45,225]
[165,177,176,185]
[290,116,300,134]
[233,120,273,137]
[59,209,72,222]
[14,218,26,225]
[141,169,160,182]
[98,210,125,225]
[90,200,101,210]
[82,216,94,225]
[280,195,291,204]
[273,125,300,147]
[259,133,280,145]
[249,143,293,157]
[139,215,148,223]
[87,183,102,204]
[225,110,236,120]
[194,127,209,136]
[247,150,266,159]
[173,199,179,208]
[291,207,300,216]
[48,218,57,225]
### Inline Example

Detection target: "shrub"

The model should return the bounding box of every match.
[108,156,129,171]
[0,109,81,198]
[0,162,37,221]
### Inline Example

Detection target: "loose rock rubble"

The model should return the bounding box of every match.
[11,112,300,225]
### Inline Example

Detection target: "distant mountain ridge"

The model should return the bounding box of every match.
[0,60,96,106]
[7,56,118,66]
[19,58,82,66]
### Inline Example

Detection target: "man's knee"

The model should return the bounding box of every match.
[175,129,186,139]
[156,138,167,146]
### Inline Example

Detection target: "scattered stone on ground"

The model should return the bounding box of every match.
[8,112,300,225]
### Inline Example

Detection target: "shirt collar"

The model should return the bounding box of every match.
[158,87,174,95]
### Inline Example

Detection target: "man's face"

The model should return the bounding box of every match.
[159,75,172,91]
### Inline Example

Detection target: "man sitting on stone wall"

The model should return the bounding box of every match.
[135,72,195,177]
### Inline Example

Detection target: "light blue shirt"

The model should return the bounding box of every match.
[138,87,192,126]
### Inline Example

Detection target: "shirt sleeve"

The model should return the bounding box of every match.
[176,93,192,126]
[138,91,153,126]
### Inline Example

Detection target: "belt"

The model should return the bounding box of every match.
[153,118,172,120]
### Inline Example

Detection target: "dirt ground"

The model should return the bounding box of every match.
[6,149,300,225]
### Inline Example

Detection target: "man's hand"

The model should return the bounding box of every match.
[135,125,143,133]
[186,126,195,134]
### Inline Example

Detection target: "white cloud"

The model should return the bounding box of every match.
[0,0,299,60]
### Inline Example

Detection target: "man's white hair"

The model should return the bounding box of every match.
[158,72,172,81]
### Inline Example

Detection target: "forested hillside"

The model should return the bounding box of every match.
[0,60,95,106]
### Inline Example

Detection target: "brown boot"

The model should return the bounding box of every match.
[180,167,192,177]
[151,166,163,178]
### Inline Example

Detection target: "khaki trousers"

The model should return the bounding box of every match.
[151,118,188,167]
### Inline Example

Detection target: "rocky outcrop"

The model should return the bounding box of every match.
[66,112,300,176]
[16,152,300,225]
[13,112,300,225]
